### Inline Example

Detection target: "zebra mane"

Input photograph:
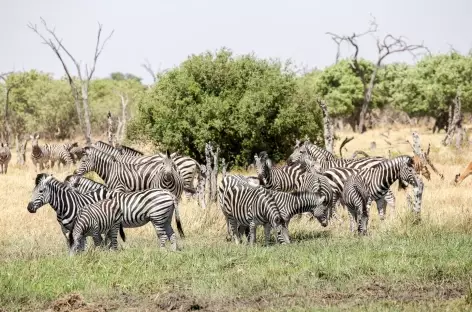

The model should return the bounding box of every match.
[86,146,118,162]
[118,144,143,155]
[35,173,52,186]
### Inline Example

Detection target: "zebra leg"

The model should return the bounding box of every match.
[107,227,120,250]
[375,198,387,221]
[152,221,168,249]
[92,234,103,249]
[61,225,70,248]
[165,224,178,251]
[229,218,241,244]
[383,190,396,215]
[225,218,233,242]
[249,221,257,246]
[360,199,371,236]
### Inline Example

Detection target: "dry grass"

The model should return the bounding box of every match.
[1,126,472,311]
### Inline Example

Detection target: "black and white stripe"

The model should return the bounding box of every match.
[341,155,419,234]
[218,175,290,245]
[113,188,184,250]
[0,142,11,174]
[64,175,107,193]
[30,134,50,171]
[254,151,306,192]
[94,141,143,157]
[27,173,111,248]
[68,199,125,254]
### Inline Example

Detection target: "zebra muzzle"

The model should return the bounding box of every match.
[27,202,37,213]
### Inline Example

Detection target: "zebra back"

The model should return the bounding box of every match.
[64,175,107,193]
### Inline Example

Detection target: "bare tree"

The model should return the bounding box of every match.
[317,99,334,153]
[327,17,428,133]
[107,112,115,146]
[442,90,464,148]
[28,18,114,144]
[141,58,157,84]
[113,90,130,143]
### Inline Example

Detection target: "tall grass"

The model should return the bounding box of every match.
[1,126,471,311]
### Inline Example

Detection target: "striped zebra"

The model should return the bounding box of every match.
[151,151,186,199]
[219,175,290,245]
[69,146,84,164]
[254,151,306,192]
[217,174,261,241]
[289,142,399,217]
[64,175,107,193]
[0,142,12,174]
[27,173,111,248]
[68,199,125,255]
[341,156,419,234]
[65,174,185,250]
[30,134,49,171]
[113,188,184,250]
[46,143,75,169]
[75,147,190,199]
[93,142,200,193]
[298,170,336,221]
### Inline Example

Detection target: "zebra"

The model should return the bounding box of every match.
[27,173,111,248]
[69,146,84,164]
[64,175,107,193]
[93,142,200,194]
[64,173,185,250]
[75,147,192,199]
[94,141,143,157]
[30,134,50,171]
[0,142,12,174]
[254,151,306,192]
[112,188,184,250]
[45,143,75,170]
[219,175,290,245]
[289,142,400,218]
[68,199,126,255]
[341,156,419,234]
[217,174,262,241]
[298,170,336,221]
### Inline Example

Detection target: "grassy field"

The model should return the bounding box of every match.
[1,127,472,311]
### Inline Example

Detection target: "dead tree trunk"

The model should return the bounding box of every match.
[196,164,207,209]
[107,112,114,146]
[327,17,428,133]
[442,91,463,147]
[15,135,28,166]
[210,146,219,203]
[114,91,129,142]
[317,99,334,153]
[221,158,227,180]
[28,18,114,145]
[205,143,213,205]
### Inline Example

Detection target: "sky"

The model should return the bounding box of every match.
[1,0,471,84]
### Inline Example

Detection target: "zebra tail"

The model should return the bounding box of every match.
[119,223,126,242]
[173,195,185,238]
[68,220,76,248]
[183,186,197,195]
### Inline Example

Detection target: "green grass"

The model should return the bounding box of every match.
[1,227,471,311]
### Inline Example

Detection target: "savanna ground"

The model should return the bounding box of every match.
[1,126,472,312]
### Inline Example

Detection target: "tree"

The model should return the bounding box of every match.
[28,18,114,144]
[327,17,428,133]
[128,48,323,166]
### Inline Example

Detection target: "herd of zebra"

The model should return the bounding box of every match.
[22,135,424,255]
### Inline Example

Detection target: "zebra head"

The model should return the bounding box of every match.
[287,139,309,165]
[254,152,270,186]
[398,157,419,189]
[160,150,179,179]
[27,173,54,213]
[64,174,80,188]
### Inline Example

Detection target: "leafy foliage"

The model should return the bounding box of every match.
[128,48,323,166]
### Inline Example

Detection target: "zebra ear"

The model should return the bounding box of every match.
[35,133,40,139]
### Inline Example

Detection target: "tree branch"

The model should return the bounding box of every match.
[141,58,157,83]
